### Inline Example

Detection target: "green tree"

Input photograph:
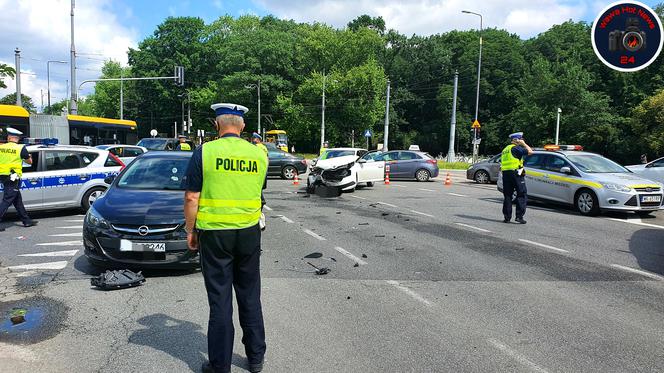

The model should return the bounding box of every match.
[627,89,664,160]
[0,93,36,112]
[0,63,16,89]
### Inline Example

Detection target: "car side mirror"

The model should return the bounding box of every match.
[645,163,654,168]
[104,175,116,184]
[560,166,572,174]
[358,159,367,164]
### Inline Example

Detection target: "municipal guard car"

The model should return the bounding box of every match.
[0,139,124,212]
[498,145,663,216]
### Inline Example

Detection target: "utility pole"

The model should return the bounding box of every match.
[47,60,67,111]
[446,71,459,163]
[555,108,562,145]
[40,89,44,112]
[462,10,483,163]
[14,48,22,107]
[321,72,326,150]
[257,80,261,135]
[187,92,191,136]
[351,129,355,148]
[383,80,391,152]
[120,68,123,119]
[70,0,77,114]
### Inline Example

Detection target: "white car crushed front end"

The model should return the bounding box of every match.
[307,155,358,193]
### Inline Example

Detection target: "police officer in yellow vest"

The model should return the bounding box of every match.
[184,103,268,373]
[0,128,36,230]
[319,140,329,156]
[251,133,268,156]
[501,132,533,224]
[176,135,191,151]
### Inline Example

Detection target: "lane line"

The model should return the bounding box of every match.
[447,192,467,197]
[487,339,550,373]
[391,184,406,188]
[64,219,84,223]
[349,195,367,200]
[409,210,435,218]
[303,229,326,241]
[418,188,435,192]
[611,264,664,280]
[454,222,492,233]
[518,239,569,254]
[377,201,398,208]
[263,205,273,211]
[18,250,78,257]
[608,218,664,230]
[279,216,294,224]
[386,280,432,306]
[334,247,367,265]
[36,241,82,247]
[49,233,82,237]
[55,226,82,229]
[8,261,69,271]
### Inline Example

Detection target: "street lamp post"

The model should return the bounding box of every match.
[47,60,67,111]
[178,92,190,136]
[245,81,261,134]
[462,10,483,163]
[555,108,562,145]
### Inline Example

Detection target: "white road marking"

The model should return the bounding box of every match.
[0,342,38,362]
[391,184,406,188]
[418,188,435,192]
[377,201,398,208]
[36,241,82,247]
[263,205,273,211]
[454,222,492,233]
[303,229,326,241]
[608,218,664,230]
[334,247,367,265]
[409,210,435,218]
[8,261,69,271]
[447,192,467,197]
[518,239,569,254]
[349,195,367,200]
[279,216,294,224]
[18,250,78,257]
[386,280,432,306]
[49,233,82,237]
[487,339,550,373]
[611,264,664,280]
[64,219,84,223]
[55,226,82,229]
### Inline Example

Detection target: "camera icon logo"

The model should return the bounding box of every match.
[592,1,663,72]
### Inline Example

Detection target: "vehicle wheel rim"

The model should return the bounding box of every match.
[89,190,104,206]
[417,170,428,181]
[476,171,488,183]
[284,167,295,179]
[578,193,593,213]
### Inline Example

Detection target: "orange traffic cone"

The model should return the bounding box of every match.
[444,172,452,186]
[293,171,300,185]
[384,165,391,185]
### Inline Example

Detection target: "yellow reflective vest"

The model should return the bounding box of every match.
[178,142,191,151]
[196,136,268,230]
[0,142,25,176]
[500,144,524,171]
[256,143,268,157]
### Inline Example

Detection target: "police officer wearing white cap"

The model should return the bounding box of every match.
[500,132,533,224]
[0,128,36,230]
[184,103,268,373]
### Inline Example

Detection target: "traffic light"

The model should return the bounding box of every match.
[174,66,184,86]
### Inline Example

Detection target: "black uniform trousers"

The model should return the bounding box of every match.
[0,176,31,225]
[502,170,527,220]
[199,224,266,373]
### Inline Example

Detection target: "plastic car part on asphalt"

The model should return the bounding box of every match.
[91,269,146,290]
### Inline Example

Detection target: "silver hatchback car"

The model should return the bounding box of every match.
[498,146,663,216]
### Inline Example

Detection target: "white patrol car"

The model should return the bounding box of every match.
[498,145,663,216]
[0,139,124,212]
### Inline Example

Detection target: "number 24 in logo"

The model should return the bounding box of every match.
[620,56,636,64]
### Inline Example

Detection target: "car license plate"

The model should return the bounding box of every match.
[641,195,662,203]
[119,240,166,252]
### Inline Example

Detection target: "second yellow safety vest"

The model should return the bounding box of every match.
[179,143,191,151]
[0,142,25,176]
[196,136,268,230]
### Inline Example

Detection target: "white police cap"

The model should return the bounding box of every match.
[210,103,249,117]
[6,127,23,136]
[509,132,523,139]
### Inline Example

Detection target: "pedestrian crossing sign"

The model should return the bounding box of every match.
[471,120,481,129]
[364,129,372,137]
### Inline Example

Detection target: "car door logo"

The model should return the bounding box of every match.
[138,226,149,236]
[58,177,65,185]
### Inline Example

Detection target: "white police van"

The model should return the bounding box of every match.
[0,139,124,212]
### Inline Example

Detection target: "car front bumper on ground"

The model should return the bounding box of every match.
[307,165,357,192]
[83,223,199,269]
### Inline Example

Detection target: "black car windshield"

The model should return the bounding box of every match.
[137,139,168,150]
[566,154,628,173]
[116,157,190,190]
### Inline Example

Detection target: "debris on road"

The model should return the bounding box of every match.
[375,235,385,237]
[381,213,390,216]
[358,222,369,226]
[91,270,146,290]
[361,254,368,258]
[306,261,330,275]
[353,263,359,267]
[304,252,323,259]
[10,308,27,324]
[336,212,341,214]
[15,236,26,240]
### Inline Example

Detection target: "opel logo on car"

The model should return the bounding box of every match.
[646,187,653,193]
[138,226,149,236]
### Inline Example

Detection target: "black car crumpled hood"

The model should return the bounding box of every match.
[95,188,185,226]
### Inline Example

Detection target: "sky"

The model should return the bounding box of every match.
[0,0,661,113]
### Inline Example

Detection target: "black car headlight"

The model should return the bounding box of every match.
[85,206,110,229]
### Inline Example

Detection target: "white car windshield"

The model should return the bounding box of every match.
[566,154,629,174]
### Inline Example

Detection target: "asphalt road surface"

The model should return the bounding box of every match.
[2,170,664,372]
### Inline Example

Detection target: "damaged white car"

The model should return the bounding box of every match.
[307,151,385,194]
